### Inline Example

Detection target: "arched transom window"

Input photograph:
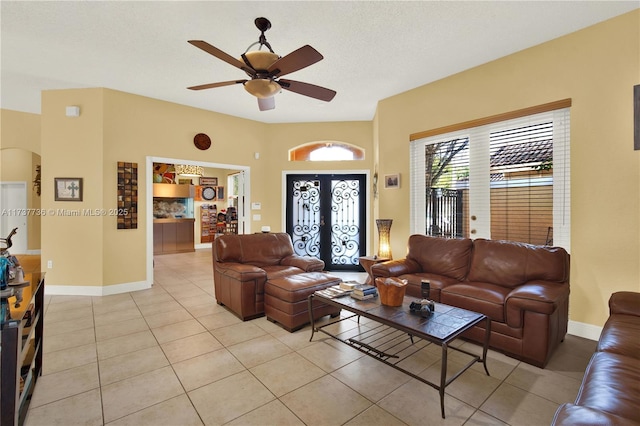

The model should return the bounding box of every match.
[289,141,365,161]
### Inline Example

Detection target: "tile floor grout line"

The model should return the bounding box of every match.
[24,252,592,425]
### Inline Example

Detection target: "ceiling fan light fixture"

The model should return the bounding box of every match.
[242,50,279,71]
[244,79,281,99]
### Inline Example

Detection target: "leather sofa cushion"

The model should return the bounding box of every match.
[262,265,308,280]
[574,352,640,423]
[215,233,295,266]
[266,272,341,303]
[441,282,510,322]
[396,273,460,300]
[406,234,472,281]
[609,291,640,316]
[467,239,569,288]
[597,313,640,360]
[552,403,638,426]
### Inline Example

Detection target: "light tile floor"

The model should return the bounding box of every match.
[24,249,596,426]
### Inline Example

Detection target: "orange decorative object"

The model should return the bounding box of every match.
[375,277,408,307]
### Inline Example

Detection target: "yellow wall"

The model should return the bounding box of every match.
[1,109,41,154]
[2,10,638,329]
[36,88,370,288]
[40,88,106,286]
[374,10,640,326]
[0,109,42,251]
[0,148,41,250]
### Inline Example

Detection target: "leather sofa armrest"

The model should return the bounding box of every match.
[609,292,640,317]
[281,255,325,272]
[505,282,569,328]
[216,262,266,281]
[552,403,638,426]
[371,259,421,278]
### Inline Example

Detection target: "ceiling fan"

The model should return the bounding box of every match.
[187,17,337,111]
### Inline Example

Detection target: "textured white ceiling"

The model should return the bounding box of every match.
[1,1,638,123]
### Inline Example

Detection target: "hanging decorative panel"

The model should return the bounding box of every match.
[117,162,138,229]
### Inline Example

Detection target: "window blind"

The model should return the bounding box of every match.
[410,107,570,251]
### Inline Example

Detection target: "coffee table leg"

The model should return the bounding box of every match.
[440,343,448,419]
[482,316,491,376]
[308,295,316,342]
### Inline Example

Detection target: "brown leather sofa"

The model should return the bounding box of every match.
[551,291,640,425]
[212,233,325,320]
[371,235,570,367]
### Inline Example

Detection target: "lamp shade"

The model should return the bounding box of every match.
[376,219,393,259]
[243,51,279,71]
[244,79,281,99]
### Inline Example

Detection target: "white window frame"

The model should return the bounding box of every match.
[410,107,570,252]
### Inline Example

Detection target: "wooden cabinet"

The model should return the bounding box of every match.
[1,273,45,426]
[153,219,195,254]
[153,222,163,254]
[176,221,194,252]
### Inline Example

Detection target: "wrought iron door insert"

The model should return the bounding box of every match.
[286,174,365,271]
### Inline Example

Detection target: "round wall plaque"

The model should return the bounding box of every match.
[202,186,216,200]
[194,133,211,150]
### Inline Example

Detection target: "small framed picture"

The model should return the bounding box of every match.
[384,173,400,189]
[55,177,83,201]
[216,186,225,200]
[200,177,218,186]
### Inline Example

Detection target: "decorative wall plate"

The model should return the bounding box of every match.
[194,133,211,150]
[202,186,216,200]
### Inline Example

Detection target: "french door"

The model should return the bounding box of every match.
[285,174,366,271]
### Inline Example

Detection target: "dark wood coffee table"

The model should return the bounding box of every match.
[308,293,490,419]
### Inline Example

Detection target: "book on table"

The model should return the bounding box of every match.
[350,292,377,300]
[315,285,351,299]
[339,281,362,291]
[352,285,377,297]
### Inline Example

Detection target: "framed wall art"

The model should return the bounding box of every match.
[117,162,138,229]
[54,177,83,201]
[200,177,218,186]
[384,173,400,189]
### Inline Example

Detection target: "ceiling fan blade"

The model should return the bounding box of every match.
[187,80,247,90]
[267,45,323,78]
[278,79,336,102]
[258,97,276,111]
[188,40,256,77]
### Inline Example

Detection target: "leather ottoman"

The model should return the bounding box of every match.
[265,272,342,332]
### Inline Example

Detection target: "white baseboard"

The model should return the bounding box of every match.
[45,280,152,297]
[195,243,212,250]
[568,320,602,341]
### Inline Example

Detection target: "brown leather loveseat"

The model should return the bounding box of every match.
[552,291,640,425]
[213,233,324,320]
[371,235,570,367]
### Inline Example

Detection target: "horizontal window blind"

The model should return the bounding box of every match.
[410,107,570,251]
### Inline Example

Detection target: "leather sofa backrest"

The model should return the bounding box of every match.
[406,234,473,281]
[467,239,569,287]
[214,233,295,267]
